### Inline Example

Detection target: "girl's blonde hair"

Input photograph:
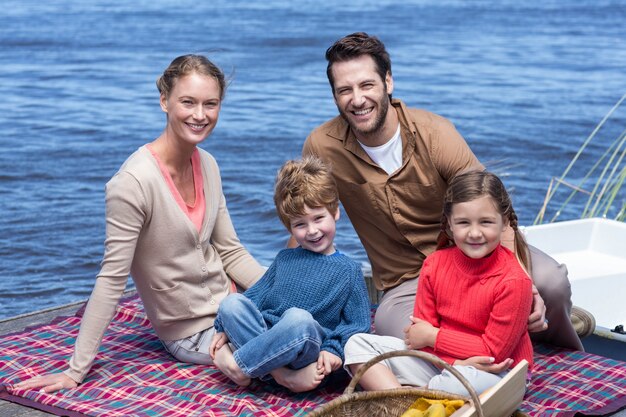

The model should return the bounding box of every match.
[274,156,339,230]
[436,170,531,273]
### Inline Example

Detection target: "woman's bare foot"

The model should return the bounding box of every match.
[213,345,251,387]
[271,362,324,392]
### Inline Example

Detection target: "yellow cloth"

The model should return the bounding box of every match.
[400,398,465,417]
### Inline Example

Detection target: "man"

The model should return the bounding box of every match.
[300,32,583,352]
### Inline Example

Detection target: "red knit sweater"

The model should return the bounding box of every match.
[413,245,534,369]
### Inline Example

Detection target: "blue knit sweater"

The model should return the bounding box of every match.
[215,247,371,359]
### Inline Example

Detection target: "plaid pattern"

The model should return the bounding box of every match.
[1,295,625,417]
[521,344,626,416]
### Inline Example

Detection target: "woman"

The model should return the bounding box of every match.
[15,54,266,393]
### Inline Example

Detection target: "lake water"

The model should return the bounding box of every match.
[1,0,625,319]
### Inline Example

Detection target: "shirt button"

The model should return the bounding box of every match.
[202,267,207,272]
[201,282,206,288]
[197,244,201,249]
[210,299,216,305]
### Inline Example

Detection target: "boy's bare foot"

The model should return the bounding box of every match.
[213,345,251,387]
[271,362,324,392]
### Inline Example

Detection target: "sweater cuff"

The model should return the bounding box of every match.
[321,341,343,361]
[213,316,224,333]
[63,369,83,384]
[434,329,473,359]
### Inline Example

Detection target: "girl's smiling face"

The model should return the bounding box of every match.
[448,195,508,259]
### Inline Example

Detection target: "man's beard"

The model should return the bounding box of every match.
[340,95,390,139]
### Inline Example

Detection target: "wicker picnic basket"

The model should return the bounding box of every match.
[308,350,528,417]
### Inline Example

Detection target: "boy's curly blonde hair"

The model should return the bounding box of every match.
[274,156,339,230]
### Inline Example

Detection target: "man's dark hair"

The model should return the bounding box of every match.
[325,32,391,92]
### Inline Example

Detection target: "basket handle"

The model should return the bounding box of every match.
[345,349,484,417]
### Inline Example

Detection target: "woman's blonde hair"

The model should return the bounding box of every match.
[156,54,226,100]
[274,156,339,230]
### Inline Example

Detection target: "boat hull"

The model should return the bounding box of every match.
[524,218,626,360]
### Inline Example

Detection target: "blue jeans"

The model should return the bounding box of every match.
[218,293,324,379]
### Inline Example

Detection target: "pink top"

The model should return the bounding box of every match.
[147,144,205,232]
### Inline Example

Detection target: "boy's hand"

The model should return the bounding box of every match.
[209,332,229,359]
[403,316,438,349]
[317,351,342,375]
[454,356,513,374]
[527,285,548,333]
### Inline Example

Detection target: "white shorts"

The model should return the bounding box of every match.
[161,327,217,365]
[344,333,505,396]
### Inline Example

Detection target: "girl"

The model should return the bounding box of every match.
[343,170,533,396]
[15,55,266,393]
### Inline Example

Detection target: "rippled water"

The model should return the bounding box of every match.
[1,0,625,318]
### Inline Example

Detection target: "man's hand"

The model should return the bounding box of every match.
[317,351,342,375]
[528,285,548,333]
[13,373,78,394]
[403,316,438,350]
[454,356,514,374]
[209,331,229,359]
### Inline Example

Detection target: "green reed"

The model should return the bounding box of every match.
[534,93,626,224]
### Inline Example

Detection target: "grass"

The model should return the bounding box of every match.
[534,93,626,224]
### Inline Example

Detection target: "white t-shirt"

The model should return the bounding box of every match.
[358,124,402,175]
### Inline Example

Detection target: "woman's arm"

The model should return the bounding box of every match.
[16,172,145,391]
[210,192,265,290]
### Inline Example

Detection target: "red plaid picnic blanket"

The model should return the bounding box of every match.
[1,295,625,416]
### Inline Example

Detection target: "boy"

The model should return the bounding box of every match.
[209,157,371,393]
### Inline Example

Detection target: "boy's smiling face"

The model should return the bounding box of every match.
[289,205,339,255]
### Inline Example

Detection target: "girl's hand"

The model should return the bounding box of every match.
[454,356,513,374]
[317,351,342,375]
[209,331,229,359]
[13,373,78,393]
[403,316,438,349]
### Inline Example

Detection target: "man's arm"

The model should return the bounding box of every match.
[286,234,298,248]
[501,227,548,333]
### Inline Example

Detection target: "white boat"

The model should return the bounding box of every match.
[524,217,626,360]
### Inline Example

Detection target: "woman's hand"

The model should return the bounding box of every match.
[527,285,548,333]
[454,356,513,374]
[209,331,229,359]
[403,316,438,349]
[317,351,342,376]
[13,373,78,393]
